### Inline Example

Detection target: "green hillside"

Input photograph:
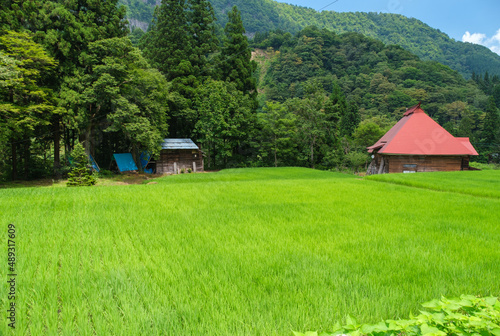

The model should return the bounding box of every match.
[254,27,488,130]
[119,0,500,78]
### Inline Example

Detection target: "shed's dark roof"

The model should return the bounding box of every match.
[161,138,199,150]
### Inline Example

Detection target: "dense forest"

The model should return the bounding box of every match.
[0,0,499,182]
[120,0,500,79]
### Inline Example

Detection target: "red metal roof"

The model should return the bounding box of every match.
[367,104,478,156]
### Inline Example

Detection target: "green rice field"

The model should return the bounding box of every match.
[365,170,500,199]
[1,168,499,335]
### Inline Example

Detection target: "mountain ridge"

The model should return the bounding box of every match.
[119,0,500,78]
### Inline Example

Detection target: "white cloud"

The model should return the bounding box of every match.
[462,31,486,44]
[491,29,500,43]
[462,29,500,55]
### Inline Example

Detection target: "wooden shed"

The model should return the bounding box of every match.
[156,139,204,174]
[366,103,478,174]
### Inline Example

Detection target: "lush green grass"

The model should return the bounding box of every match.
[1,167,499,335]
[365,170,500,199]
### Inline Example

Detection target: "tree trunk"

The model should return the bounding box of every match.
[274,135,277,167]
[11,141,17,180]
[310,138,315,169]
[54,116,61,178]
[132,143,141,172]
[23,141,30,180]
[84,122,92,155]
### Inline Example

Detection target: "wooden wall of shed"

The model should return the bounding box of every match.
[385,155,464,173]
[156,149,204,174]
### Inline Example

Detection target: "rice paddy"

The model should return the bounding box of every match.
[1,168,499,335]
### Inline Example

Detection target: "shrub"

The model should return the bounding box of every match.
[293,295,500,336]
[67,143,97,187]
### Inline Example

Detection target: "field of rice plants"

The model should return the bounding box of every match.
[1,167,499,335]
[365,170,500,199]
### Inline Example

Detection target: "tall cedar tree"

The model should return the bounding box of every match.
[325,83,345,141]
[482,96,500,162]
[187,0,219,80]
[219,6,257,104]
[340,101,361,138]
[142,0,191,80]
[142,0,219,137]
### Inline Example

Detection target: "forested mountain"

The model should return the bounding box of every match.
[251,27,498,167]
[120,0,500,79]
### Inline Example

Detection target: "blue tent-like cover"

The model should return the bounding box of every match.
[113,153,138,172]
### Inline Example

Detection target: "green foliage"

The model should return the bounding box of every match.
[34,0,128,78]
[192,79,255,169]
[120,0,500,78]
[141,0,219,137]
[482,97,500,144]
[0,30,60,179]
[257,101,298,167]
[260,27,488,147]
[343,151,368,173]
[352,119,387,149]
[294,295,500,336]
[218,6,257,101]
[128,27,145,46]
[61,37,170,157]
[66,142,97,186]
[188,0,219,78]
[470,162,500,170]
[141,0,191,79]
[340,101,360,138]
[286,87,329,168]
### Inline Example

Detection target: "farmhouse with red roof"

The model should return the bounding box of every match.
[366,103,478,174]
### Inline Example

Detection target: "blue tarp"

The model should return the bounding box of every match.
[113,153,138,172]
[139,151,150,169]
[89,154,100,172]
[67,153,100,172]
[139,151,153,174]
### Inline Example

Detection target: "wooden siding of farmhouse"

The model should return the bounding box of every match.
[386,155,465,173]
[368,154,470,174]
[156,149,204,174]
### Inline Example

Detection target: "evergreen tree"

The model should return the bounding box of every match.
[187,0,219,79]
[493,85,500,109]
[66,142,97,187]
[34,0,128,77]
[324,82,346,142]
[482,96,500,163]
[340,101,360,138]
[219,6,257,98]
[142,0,221,137]
[142,0,192,81]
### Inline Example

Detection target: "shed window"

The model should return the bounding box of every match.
[403,164,417,173]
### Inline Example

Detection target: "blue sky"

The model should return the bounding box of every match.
[275,0,500,55]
